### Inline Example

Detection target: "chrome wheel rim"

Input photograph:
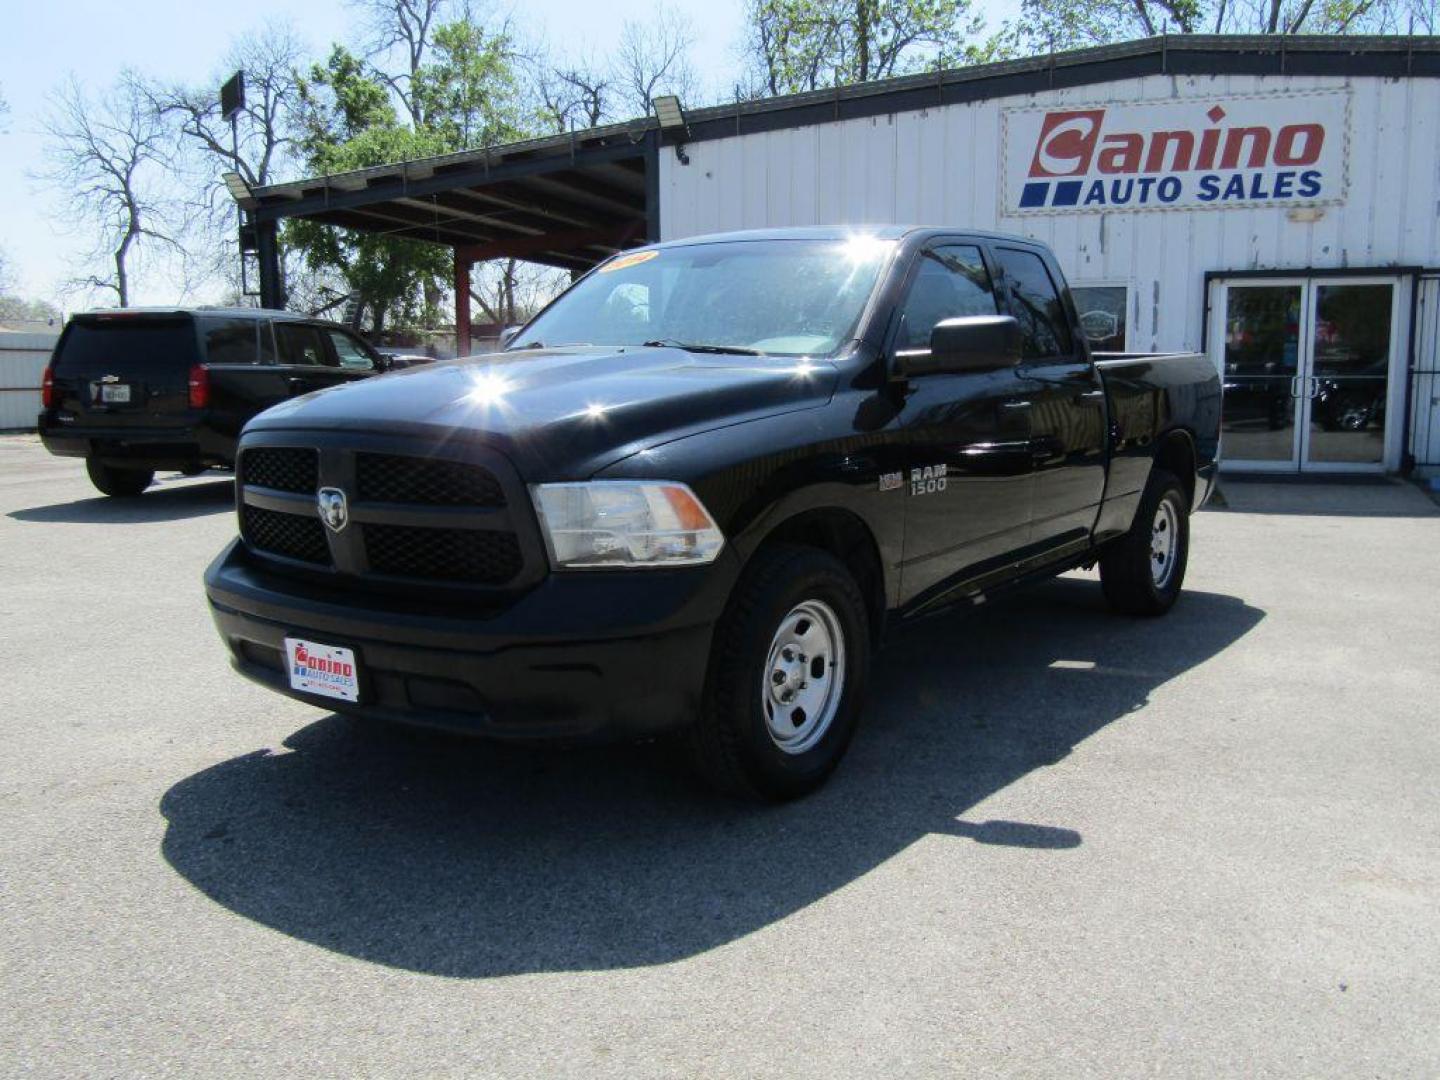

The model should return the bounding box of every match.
[1151,497,1179,589]
[761,599,846,755]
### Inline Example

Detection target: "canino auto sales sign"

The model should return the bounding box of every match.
[1001,90,1349,214]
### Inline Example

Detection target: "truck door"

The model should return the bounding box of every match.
[993,245,1108,554]
[894,242,1036,609]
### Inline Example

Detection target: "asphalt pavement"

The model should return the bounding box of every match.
[2,433,1437,1078]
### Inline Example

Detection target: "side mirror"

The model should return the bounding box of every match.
[498,325,523,349]
[900,315,1023,377]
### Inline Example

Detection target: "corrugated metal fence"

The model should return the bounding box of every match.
[0,331,58,431]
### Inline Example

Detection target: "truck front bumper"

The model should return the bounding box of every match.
[204,539,737,742]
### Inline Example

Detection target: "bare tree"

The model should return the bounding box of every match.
[533,59,611,133]
[142,24,303,193]
[38,75,183,307]
[469,258,567,328]
[614,7,700,117]
[349,0,451,125]
[135,24,307,298]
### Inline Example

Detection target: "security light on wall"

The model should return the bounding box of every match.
[652,95,685,130]
[652,95,690,163]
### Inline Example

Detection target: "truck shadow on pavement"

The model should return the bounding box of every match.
[8,476,234,524]
[160,578,1263,977]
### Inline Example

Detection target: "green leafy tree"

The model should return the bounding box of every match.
[289,46,450,333]
[1010,0,1428,50]
[412,20,526,148]
[746,0,988,96]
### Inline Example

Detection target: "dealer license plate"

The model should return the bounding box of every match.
[284,638,361,703]
[99,383,132,404]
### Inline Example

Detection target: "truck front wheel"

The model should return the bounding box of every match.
[688,544,871,801]
[85,458,154,498]
[1099,467,1189,616]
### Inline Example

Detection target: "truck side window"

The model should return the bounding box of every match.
[274,323,330,367]
[896,244,998,350]
[994,248,1074,359]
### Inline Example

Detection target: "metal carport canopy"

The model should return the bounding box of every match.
[236,121,662,353]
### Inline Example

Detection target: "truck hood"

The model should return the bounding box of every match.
[245,345,838,479]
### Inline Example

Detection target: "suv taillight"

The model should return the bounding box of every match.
[188,364,210,409]
[41,365,57,409]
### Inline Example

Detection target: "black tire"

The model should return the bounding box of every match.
[1099,467,1189,616]
[85,458,154,497]
[687,544,871,801]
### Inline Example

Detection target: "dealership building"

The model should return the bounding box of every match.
[236,34,1440,477]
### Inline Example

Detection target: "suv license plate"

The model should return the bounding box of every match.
[100,384,132,404]
[284,638,361,702]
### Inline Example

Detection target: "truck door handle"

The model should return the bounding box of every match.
[286,377,308,394]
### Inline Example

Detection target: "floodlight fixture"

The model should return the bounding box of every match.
[652,95,685,130]
[222,171,253,204]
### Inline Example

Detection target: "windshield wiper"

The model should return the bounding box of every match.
[641,338,763,356]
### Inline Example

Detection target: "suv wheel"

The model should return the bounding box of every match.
[688,544,870,801]
[1099,467,1189,616]
[86,458,154,498]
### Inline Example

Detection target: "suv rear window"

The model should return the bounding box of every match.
[54,318,198,373]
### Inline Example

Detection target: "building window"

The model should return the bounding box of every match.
[1072,285,1129,353]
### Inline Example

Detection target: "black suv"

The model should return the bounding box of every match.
[38,308,387,496]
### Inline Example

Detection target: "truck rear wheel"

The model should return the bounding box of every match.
[85,458,154,498]
[1099,467,1189,616]
[688,544,870,801]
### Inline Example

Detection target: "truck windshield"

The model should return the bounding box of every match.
[514,237,894,356]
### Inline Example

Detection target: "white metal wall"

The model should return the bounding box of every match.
[659,73,1440,355]
[1413,276,1440,477]
[0,332,58,431]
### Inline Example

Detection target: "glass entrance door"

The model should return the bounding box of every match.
[1212,277,1404,472]
[1217,281,1306,468]
[1305,282,1395,467]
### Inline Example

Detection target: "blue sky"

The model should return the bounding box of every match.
[0,0,1014,311]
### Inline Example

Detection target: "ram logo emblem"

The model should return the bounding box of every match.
[317,487,349,532]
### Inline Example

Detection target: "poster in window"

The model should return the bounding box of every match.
[1072,286,1128,352]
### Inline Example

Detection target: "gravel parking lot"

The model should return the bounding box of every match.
[2,433,1438,1078]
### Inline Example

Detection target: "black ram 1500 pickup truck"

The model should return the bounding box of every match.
[205,227,1221,800]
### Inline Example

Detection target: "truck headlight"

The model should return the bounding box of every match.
[530,481,725,568]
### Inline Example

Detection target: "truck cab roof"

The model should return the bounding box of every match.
[642,225,1044,250]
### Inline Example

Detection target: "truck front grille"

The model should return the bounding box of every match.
[365,523,523,583]
[241,447,318,494]
[355,452,505,506]
[242,504,332,566]
[235,438,542,595]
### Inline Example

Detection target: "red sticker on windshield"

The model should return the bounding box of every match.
[599,250,659,273]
